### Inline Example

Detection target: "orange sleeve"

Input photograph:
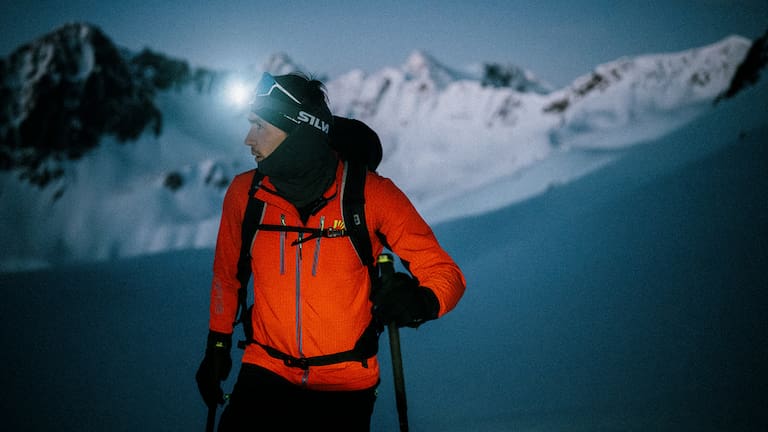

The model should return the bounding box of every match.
[366,173,466,317]
[208,171,254,334]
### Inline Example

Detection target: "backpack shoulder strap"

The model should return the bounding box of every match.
[234,169,265,327]
[342,160,374,269]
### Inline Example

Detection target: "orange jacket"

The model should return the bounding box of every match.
[209,161,465,391]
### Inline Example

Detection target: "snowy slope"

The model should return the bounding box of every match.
[0,25,756,271]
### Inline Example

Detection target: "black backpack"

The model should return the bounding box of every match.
[232,116,386,369]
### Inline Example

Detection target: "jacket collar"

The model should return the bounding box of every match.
[254,160,344,221]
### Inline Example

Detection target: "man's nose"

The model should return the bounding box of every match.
[244,128,255,146]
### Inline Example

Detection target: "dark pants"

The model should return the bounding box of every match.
[218,363,378,432]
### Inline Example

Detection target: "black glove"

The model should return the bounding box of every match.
[371,272,440,328]
[195,331,232,407]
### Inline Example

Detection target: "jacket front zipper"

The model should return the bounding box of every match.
[295,232,310,385]
[282,215,327,386]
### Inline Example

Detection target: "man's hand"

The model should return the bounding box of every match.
[195,331,233,407]
[372,272,439,328]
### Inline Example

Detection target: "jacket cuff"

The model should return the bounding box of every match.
[419,286,440,320]
[206,330,233,350]
[405,286,440,328]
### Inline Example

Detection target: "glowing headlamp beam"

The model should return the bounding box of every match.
[225,80,252,108]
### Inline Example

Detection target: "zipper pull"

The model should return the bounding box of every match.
[297,232,303,259]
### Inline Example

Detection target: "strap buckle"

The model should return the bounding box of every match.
[324,228,346,238]
[283,357,311,370]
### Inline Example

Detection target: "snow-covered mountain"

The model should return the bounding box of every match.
[0,22,763,272]
[0,23,159,186]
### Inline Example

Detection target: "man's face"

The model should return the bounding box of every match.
[244,113,288,162]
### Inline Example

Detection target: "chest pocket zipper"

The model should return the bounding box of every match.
[279,214,286,275]
[311,216,324,276]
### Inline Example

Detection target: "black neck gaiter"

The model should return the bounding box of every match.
[257,124,338,210]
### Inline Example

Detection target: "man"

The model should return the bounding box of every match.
[196,71,465,430]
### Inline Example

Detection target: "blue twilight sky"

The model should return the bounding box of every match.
[1,0,766,87]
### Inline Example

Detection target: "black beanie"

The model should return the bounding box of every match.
[250,73,333,136]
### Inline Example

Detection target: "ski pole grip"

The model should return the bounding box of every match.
[377,252,410,431]
[378,253,395,277]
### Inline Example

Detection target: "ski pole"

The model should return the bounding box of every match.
[205,351,227,432]
[378,253,409,432]
[205,404,216,432]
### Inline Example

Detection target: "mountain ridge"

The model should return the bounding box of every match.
[0,22,763,272]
